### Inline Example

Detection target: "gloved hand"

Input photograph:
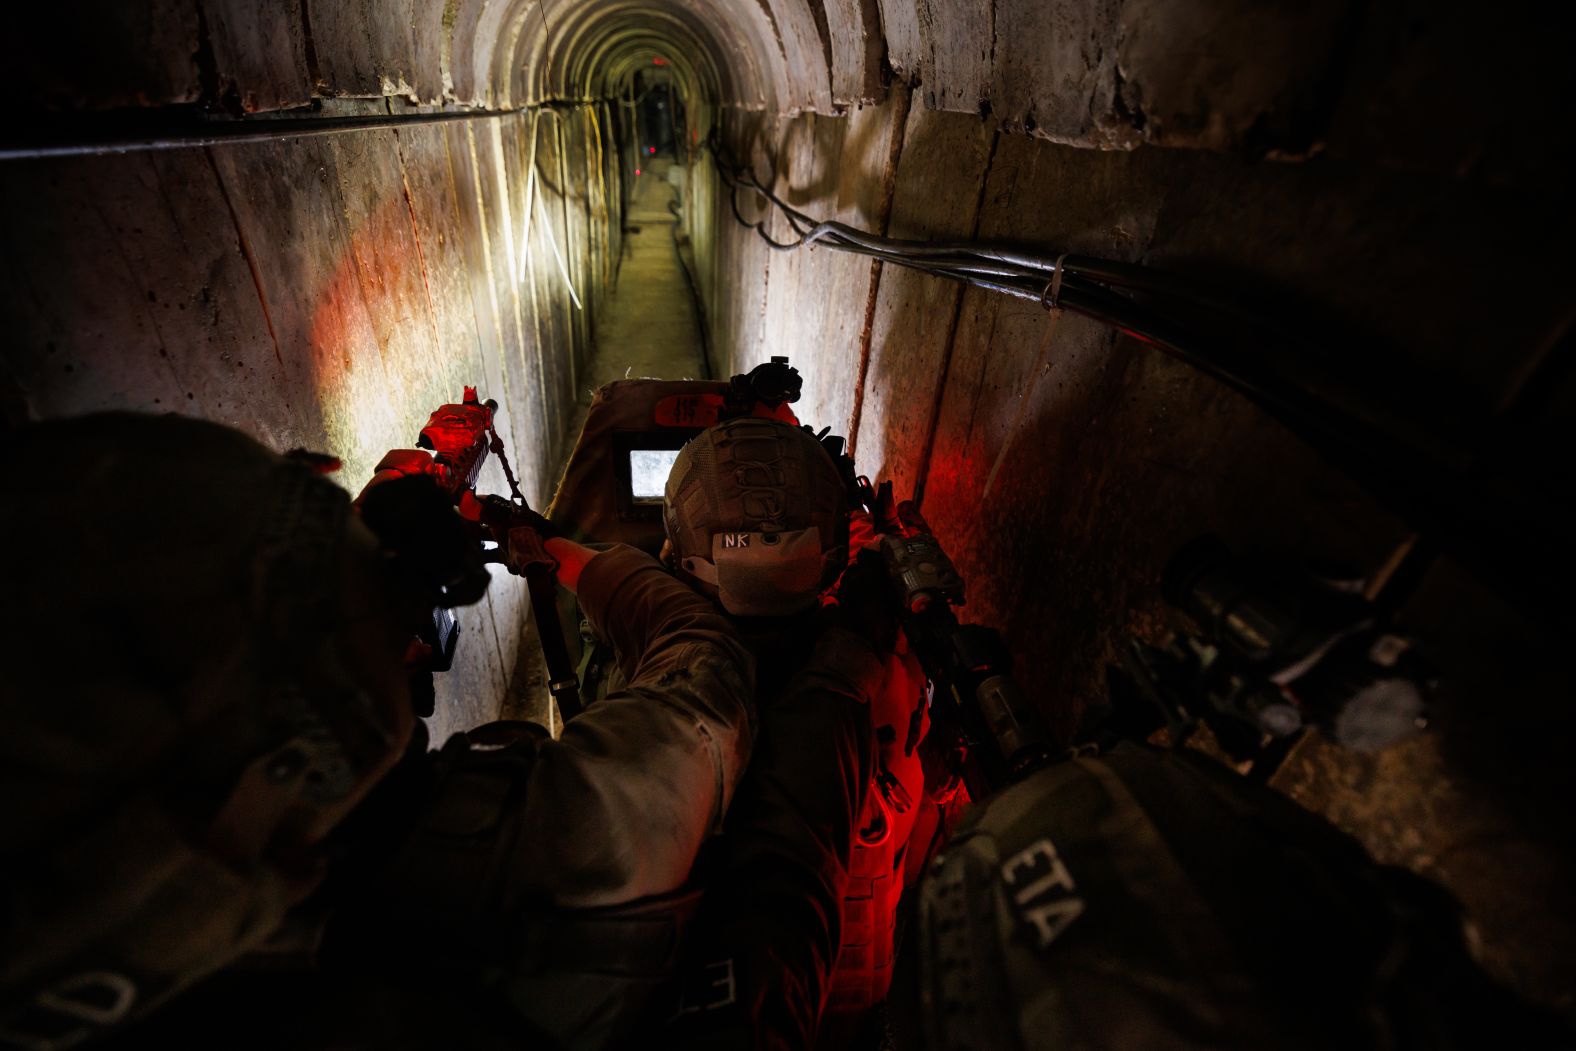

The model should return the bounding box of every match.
[504,523,559,577]
[477,492,558,539]
[475,494,561,576]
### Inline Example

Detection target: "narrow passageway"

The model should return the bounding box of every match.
[3,0,1574,1030]
[578,158,707,402]
[504,155,708,729]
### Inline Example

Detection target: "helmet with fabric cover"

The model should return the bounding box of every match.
[0,413,426,1046]
[663,416,848,616]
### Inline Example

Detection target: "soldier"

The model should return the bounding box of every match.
[894,739,1573,1051]
[0,410,760,1048]
[648,405,1573,1051]
[649,413,934,1050]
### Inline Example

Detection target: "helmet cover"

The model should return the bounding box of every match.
[664,417,848,616]
[0,413,420,1040]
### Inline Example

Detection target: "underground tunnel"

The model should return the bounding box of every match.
[2,0,1573,1046]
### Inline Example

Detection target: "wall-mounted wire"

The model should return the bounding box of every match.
[703,132,1574,626]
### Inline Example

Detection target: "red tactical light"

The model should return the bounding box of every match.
[635,168,642,176]
[648,146,656,154]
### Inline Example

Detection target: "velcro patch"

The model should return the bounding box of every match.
[1001,837,1085,949]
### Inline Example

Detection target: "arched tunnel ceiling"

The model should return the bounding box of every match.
[504,0,843,114]
[534,9,738,109]
[8,0,1417,154]
[455,0,882,113]
[5,0,877,116]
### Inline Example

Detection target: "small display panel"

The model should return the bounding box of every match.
[630,448,681,503]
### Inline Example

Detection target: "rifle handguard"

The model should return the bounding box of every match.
[879,529,1050,789]
[879,533,966,611]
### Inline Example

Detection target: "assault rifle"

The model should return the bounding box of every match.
[853,477,1052,797]
[708,356,1053,797]
[357,387,582,720]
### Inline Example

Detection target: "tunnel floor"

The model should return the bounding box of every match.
[580,157,706,395]
[502,156,708,731]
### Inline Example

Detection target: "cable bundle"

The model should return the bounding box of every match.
[703,133,1571,623]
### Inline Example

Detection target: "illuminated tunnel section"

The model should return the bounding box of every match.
[0,0,803,742]
[2,0,1574,1008]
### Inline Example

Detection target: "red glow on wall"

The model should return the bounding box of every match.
[306,194,437,480]
[652,56,668,65]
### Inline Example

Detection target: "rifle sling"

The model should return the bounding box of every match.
[527,566,585,722]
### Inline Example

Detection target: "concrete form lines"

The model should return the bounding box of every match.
[436,123,493,375]
[462,121,513,426]
[529,108,583,458]
[459,120,524,701]
[204,146,285,372]
[389,127,447,366]
[485,115,541,693]
[848,83,912,460]
[554,109,591,412]
[485,119,532,442]
[912,125,999,511]
[519,112,555,486]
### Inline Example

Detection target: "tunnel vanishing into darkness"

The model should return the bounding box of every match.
[2,0,1573,1018]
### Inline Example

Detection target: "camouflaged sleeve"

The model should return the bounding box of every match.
[513,544,756,909]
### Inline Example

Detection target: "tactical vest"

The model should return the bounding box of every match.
[898,741,1546,1051]
[325,723,701,1050]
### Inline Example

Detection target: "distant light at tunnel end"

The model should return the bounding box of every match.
[653,57,667,65]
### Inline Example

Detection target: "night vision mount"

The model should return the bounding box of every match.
[722,355,802,419]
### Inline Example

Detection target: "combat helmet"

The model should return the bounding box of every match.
[0,413,431,1046]
[663,415,848,616]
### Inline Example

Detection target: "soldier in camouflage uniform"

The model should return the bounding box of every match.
[0,411,765,1048]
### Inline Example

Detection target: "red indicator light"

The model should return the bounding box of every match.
[648,146,656,154]
[653,57,668,65]
[635,168,642,176]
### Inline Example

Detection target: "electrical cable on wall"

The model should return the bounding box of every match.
[707,131,1371,454]
[704,134,1572,625]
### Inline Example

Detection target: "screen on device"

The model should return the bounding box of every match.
[629,448,681,503]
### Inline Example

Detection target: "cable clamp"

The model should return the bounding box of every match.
[1040,253,1069,314]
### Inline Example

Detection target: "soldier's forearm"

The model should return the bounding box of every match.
[544,535,598,594]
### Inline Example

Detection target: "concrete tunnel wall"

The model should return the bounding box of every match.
[2,0,1573,1008]
[1,110,616,736]
[695,1,1574,1004]
[705,0,1572,747]
[0,7,641,739]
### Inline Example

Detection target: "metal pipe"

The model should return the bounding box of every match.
[0,104,644,162]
